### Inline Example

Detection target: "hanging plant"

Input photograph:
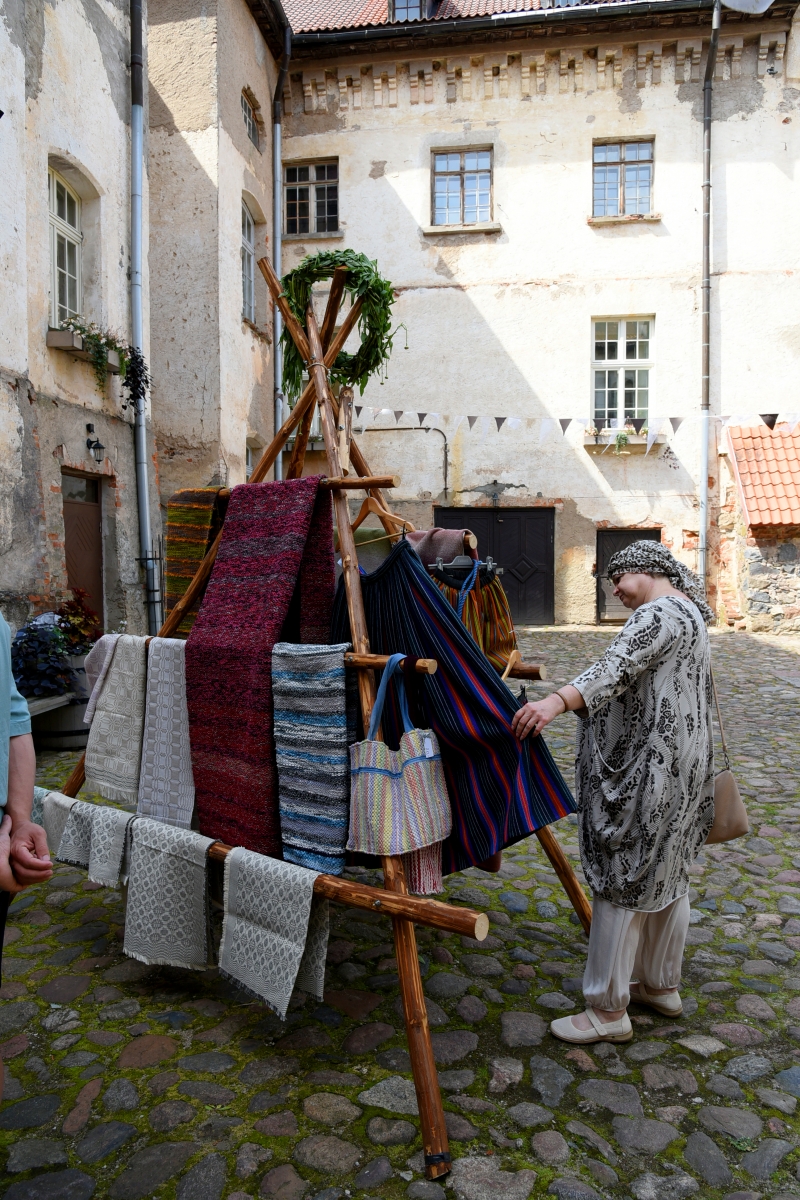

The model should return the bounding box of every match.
[60,317,130,394]
[279,250,399,401]
[11,619,75,699]
[614,430,630,455]
[121,346,151,415]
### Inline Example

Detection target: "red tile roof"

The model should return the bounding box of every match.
[284,0,554,34]
[727,423,800,529]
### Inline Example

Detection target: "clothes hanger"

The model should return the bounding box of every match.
[500,648,522,682]
[351,495,416,534]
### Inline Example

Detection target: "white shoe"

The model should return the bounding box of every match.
[550,1005,633,1045]
[629,983,683,1017]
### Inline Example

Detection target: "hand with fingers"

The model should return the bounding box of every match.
[0,814,29,894]
[511,694,566,740]
[9,818,52,889]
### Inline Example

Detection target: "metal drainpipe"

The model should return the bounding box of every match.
[130,0,159,633]
[272,23,292,480]
[698,0,721,588]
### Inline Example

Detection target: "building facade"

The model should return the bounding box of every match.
[279,0,800,629]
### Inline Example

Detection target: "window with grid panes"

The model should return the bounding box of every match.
[592,142,653,217]
[241,93,259,148]
[433,150,491,226]
[393,0,423,18]
[48,168,81,325]
[592,319,652,429]
[241,201,255,322]
[285,162,338,235]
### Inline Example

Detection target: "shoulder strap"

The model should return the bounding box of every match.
[710,666,730,771]
[367,653,414,741]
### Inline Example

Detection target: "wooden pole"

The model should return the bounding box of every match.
[302,302,451,1180]
[345,652,437,675]
[321,475,400,491]
[535,824,592,934]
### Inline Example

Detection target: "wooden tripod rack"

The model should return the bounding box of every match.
[61,257,591,1180]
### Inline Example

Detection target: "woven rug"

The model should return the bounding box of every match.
[185,478,334,855]
[219,846,328,1019]
[137,637,195,829]
[85,635,147,805]
[332,538,575,874]
[57,799,93,868]
[272,641,350,875]
[83,634,120,725]
[57,800,135,888]
[42,792,76,855]
[165,488,229,637]
[123,818,212,970]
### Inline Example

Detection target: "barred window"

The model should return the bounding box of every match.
[593,142,653,217]
[48,168,81,325]
[433,149,492,226]
[592,318,653,429]
[285,161,338,235]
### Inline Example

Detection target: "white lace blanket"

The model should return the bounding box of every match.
[136,638,195,828]
[123,818,212,970]
[219,847,329,1019]
[83,634,121,725]
[85,635,148,805]
[42,792,77,856]
[57,800,135,889]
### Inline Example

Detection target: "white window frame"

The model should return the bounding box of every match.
[241,92,259,149]
[241,200,255,322]
[592,141,654,218]
[48,168,82,326]
[591,317,654,429]
[432,148,492,227]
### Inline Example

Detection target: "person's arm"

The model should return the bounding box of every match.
[512,684,585,740]
[8,732,52,884]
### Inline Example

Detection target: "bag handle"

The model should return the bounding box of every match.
[710,666,731,772]
[367,653,414,741]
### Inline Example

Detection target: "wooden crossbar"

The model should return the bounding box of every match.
[61,253,592,1182]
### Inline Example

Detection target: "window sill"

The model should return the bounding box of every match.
[421,222,502,236]
[584,434,666,456]
[587,214,662,227]
[46,329,120,374]
[242,317,271,344]
[283,230,345,242]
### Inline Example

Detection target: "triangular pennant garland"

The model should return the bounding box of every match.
[760,413,779,430]
[631,418,646,434]
[394,411,404,423]
[646,418,665,455]
[467,416,479,430]
[507,417,522,431]
[539,418,555,445]
[559,418,572,435]
[417,413,427,426]
[495,417,506,432]
[354,407,362,419]
[669,417,684,434]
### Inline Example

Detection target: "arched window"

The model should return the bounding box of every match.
[241,200,255,322]
[49,168,82,325]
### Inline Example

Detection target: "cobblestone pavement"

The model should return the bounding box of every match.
[3,628,800,1200]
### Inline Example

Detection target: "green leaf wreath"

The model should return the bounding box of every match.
[280,250,398,401]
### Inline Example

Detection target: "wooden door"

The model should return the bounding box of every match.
[62,472,103,619]
[596,528,661,622]
[433,507,555,625]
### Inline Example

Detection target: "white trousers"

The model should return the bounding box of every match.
[582,892,690,1012]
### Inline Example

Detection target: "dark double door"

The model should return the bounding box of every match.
[433,507,555,625]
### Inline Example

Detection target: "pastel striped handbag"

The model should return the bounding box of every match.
[348,654,452,893]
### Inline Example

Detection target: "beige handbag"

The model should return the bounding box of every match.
[706,669,749,844]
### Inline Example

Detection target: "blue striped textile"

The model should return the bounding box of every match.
[272,642,351,874]
[331,539,575,874]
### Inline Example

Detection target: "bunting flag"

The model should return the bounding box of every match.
[631,418,646,434]
[760,414,779,430]
[394,411,404,423]
[777,413,800,433]
[507,418,523,431]
[354,407,362,419]
[418,413,427,425]
[495,417,506,432]
[467,416,479,429]
[539,418,555,444]
[559,418,572,434]
[646,418,666,454]
[669,417,684,434]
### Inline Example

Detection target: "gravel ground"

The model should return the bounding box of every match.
[2,626,800,1200]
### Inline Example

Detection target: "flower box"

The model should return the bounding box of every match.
[47,329,120,374]
[583,429,665,456]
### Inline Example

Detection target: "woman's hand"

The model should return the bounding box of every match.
[0,815,27,895]
[512,694,566,740]
[9,820,52,887]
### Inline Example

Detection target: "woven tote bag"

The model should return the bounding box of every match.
[348,654,452,879]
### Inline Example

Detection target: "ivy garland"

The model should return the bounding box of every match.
[60,317,130,394]
[280,250,399,401]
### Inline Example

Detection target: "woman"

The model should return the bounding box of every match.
[512,542,714,1044]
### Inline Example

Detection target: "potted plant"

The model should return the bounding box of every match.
[57,589,102,701]
[11,617,75,700]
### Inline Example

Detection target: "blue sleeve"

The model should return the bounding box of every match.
[10,673,31,737]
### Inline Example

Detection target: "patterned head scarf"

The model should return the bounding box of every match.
[606,540,714,624]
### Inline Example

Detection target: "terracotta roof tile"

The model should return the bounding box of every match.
[284,0,632,34]
[727,423,800,529]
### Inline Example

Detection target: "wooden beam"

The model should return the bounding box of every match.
[286,402,316,480]
[535,824,592,934]
[345,652,437,675]
[257,256,311,364]
[321,475,400,490]
[320,264,349,351]
[507,662,547,682]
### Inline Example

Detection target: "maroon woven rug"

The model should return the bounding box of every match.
[185,478,334,854]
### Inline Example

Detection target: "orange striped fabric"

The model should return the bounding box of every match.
[433,573,517,672]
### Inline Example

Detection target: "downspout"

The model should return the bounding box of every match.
[698,0,721,589]
[272,20,292,479]
[130,0,159,633]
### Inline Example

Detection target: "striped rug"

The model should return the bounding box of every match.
[165,488,228,637]
[332,538,574,874]
[272,641,351,875]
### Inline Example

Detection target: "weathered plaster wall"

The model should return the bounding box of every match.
[0,0,149,632]
[148,0,275,519]
[284,20,800,623]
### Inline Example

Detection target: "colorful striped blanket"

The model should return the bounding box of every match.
[165,488,228,637]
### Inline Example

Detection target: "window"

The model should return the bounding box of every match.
[592,318,653,428]
[592,142,653,217]
[241,201,255,322]
[245,445,254,480]
[49,168,81,325]
[433,150,491,227]
[242,92,259,148]
[393,0,423,18]
[285,162,338,235]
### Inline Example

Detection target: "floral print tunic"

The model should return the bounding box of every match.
[570,596,714,911]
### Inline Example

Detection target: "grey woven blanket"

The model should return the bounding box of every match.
[42,792,77,856]
[219,847,329,1019]
[123,818,212,970]
[57,800,135,889]
[272,642,350,875]
[85,635,148,805]
[83,634,121,725]
[136,637,195,828]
